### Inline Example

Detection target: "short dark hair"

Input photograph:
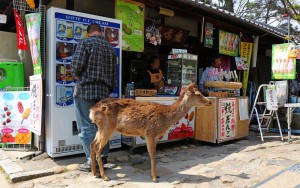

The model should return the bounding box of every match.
[87,23,102,34]
[211,54,222,64]
[149,55,159,64]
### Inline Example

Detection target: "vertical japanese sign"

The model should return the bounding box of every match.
[219,98,236,141]
[266,89,278,110]
[115,0,144,52]
[272,43,296,80]
[0,91,31,145]
[219,30,239,56]
[29,74,42,135]
[241,42,253,96]
[25,13,42,75]
[204,22,213,48]
[13,9,29,50]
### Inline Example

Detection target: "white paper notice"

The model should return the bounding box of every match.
[239,98,249,120]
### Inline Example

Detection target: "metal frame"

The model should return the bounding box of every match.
[249,83,284,141]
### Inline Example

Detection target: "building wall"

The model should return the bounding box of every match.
[0,31,32,86]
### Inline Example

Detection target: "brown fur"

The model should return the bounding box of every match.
[89,83,212,182]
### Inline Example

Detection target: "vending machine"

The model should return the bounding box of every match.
[45,7,122,157]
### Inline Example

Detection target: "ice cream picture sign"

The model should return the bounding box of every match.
[272,43,296,80]
[25,13,42,75]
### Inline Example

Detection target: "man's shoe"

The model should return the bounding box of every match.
[104,163,117,169]
[78,162,91,172]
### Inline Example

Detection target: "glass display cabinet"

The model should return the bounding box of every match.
[166,53,198,87]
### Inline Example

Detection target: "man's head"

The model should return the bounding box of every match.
[211,54,222,69]
[87,23,102,37]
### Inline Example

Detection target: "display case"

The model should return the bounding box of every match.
[166,53,198,87]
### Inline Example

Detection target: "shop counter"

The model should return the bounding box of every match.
[121,96,196,152]
[194,96,249,143]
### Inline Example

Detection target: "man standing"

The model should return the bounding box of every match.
[71,23,117,172]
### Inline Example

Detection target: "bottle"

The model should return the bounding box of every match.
[125,83,131,98]
[129,82,135,98]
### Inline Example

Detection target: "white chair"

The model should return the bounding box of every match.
[249,82,284,141]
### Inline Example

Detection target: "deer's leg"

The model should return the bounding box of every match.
[145,136,158,183]
[90,134,99,177]
[96,127,114,181]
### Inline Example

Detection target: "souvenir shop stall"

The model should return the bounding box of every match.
[116,0,254,147]
[193,31,250,144]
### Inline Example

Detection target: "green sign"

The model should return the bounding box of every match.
[25,13,42,75]
[272,43,296,80]
[219,30,239,57]
[115,0,144,52]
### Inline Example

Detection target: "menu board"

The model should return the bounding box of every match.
[0,91,31,145]
[272,43,296,80]
[54,12,121,107]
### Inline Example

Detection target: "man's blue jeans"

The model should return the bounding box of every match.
[74,97,109,165]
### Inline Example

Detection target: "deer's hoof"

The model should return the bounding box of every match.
[92,171,99,177]
[103,176,111,181]
[152,178,159,183]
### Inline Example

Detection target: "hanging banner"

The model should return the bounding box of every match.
[115,0,144,52]
[13,9,29,50]
[219,30,239,56]
[204,22,214,48]
[219,98,236,141]
[25,13,42,75]
[29,74,42,135]
[0,91,32,145]
[241,42,253,96]
[272,43,296,80]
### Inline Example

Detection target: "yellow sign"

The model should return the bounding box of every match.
[241,42,253,96]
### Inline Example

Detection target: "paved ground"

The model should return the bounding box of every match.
[1,131,300,188]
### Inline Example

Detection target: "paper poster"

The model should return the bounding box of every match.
[29,74,43,135]
[266,89,278,110]
[238,98,249,120]
[241,42,253,96]
[235,57,249,70]
[219,98,236,141]
[25,13,42,75]
[0,91,31,145]
[115,0,144,52]
[204,22,214,48]
[219,30,239,56]
[272,43,296,80]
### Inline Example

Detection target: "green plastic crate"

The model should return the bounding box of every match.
[0,61,24,89]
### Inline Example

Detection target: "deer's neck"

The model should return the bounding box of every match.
[165,94,192,125]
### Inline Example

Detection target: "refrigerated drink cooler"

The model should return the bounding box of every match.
[45,8,122,157]
[0,60,24,89]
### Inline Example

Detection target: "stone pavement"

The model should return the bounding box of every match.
[1,131,300,188]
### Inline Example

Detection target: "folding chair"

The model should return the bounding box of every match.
[249,82,284,141]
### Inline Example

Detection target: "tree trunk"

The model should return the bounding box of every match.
[225,0,234,12]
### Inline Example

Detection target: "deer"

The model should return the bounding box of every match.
[89,83,212,183]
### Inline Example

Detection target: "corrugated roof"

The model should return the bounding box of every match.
[181,0,287,39]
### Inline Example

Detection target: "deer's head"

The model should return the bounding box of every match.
[184,83,212,107]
